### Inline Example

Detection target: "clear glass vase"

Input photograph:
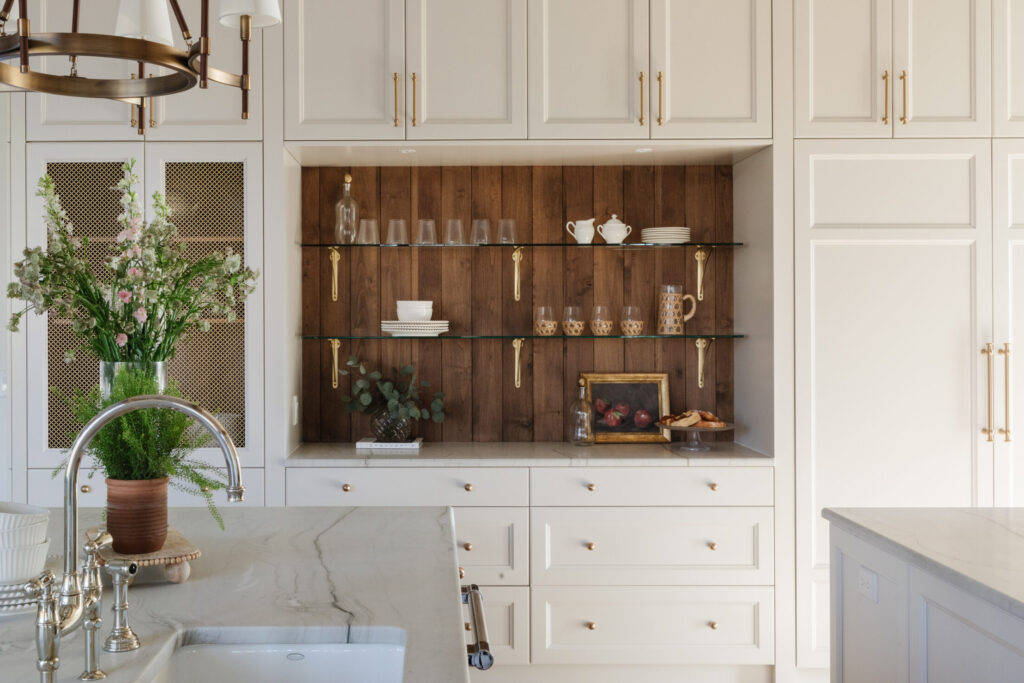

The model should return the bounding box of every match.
[99,361,167,401]
[371,410,413,443]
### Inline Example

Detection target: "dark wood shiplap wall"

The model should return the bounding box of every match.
[302,165,734,443]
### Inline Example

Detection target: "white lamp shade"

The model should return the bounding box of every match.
[219,0,282,28]
[115,0,175,46]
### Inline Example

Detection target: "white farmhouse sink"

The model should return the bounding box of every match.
[149,626,406,683]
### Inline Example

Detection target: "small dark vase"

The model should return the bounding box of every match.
[371,410,413,443]
[106,477,169,554]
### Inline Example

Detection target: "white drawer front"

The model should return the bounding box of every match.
[532,507,773,586]
[27,469,266,508]
[531,586,774,665]
[454,508,529,586]
[463,586,530,667]
[286,468,529,507]
[530,467,773,507]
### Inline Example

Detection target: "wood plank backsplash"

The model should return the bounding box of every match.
[301,165,734,443]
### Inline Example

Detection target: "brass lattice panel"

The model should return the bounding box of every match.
[45,160,248,449]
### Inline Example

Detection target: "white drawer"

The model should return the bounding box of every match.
[463,586,530,667]
[531,586,774,665]
[27,469,266,508]
[532,507,773,586]
[286,468,529,507]
[530,467,773,506]
[454,508,529,586]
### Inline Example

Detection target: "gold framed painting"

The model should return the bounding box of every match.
[580,373,670,443]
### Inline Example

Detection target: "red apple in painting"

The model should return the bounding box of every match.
[604,411,623,427]
[634,409,653,429]
[613,402,631,418]
[594,398,610,415]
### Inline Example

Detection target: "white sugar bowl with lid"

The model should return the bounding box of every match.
[597,215,632,244]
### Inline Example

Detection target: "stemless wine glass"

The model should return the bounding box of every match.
[562,306,585,336]
[356,218,379,245]
[386,218,409,245]
[445,219,465,245]
[471,219,491,245]
[591,305,614,336]
[415,219,437,245]
[534,305,558,336]
[498,218,517,244]
[621,305,644,336]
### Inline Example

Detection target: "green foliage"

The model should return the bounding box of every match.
[55,369,226,529]
[340,356,446,423]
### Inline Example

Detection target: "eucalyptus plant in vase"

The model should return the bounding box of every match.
[341,356,445,442]
[9,160,259,553]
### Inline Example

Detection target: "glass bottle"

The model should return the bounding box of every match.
[568,379,593,446]
[334,173,358,244]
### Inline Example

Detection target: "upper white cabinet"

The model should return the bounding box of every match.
[994,0,1024,136]
[285,0,405,140]
[796,0,991,137]
[650,0,772,138]
[406,0,527,139]
[527,0,650,139]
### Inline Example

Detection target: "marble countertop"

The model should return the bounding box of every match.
[824,507,1024,621]
[0,506,469,683]
[288,440,773,467]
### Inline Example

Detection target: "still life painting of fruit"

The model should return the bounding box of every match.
[581,373,670,443]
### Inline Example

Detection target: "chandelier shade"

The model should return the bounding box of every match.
[219,0,281,29]
[115,0,175,47]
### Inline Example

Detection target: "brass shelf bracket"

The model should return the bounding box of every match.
[512,337,525,389]
[695,247,713,301]
[330,339,342,390]
[512,246,524,302]
[329,247,341,303]
[695,337,712,389]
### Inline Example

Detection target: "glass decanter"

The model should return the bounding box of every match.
[567,379,593,446]
[334,173,358,244]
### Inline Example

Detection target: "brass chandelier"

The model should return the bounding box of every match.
[0,0,281,133]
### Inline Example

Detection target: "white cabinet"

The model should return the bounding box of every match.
[796,139,993,667]
[286,467,530,506]
[406,0,527,139]
[649,0,771,138]
[527,0,650,139]
[795,0,991,137]
[27,468,267,507]
[464,586,530,667]
[994,0,1024,136]
[453,507,529,585]
[284,0,406,140]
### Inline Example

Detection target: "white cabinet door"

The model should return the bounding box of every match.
[650,0,771,138]
[26,0,138,140]
[794,0,893,137]
[284,0,405,140]
[463,586,530,667]
[892,0,991,137]
[406,0,526,139]
[795,139,993,667]
[146,0,263,141]
[993,0,1024,136]
[527,0,650,139]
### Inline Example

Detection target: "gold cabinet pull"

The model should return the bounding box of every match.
[656,71,664,125]
[638,71,646,126]
[587,483,597,492]
[464,483,473,492]
[882,70,890,124]
[695,338,712,390]
[342,483,352,492]
[586,542,596,551]
[1000,343,1012,442]
[411,72,418,126]
[899,70,908,124]
[465,621,471,631]
[463,542,473,551]
[709,482,719,491]
[709,621,719,630]
[586,622,597,631]
[393,72,400,127]
[80,485,91,494]
[512,337,524,389]
[331,339,342,390]
[708,541,718,551]
[459,566,465,579]
[329,247,341,302]
[512,246,524,302]
[984,343,995,441]
[695,247,712,301]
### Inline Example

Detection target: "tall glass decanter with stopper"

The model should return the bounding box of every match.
[334,173,358,243]
[568,378,593,446]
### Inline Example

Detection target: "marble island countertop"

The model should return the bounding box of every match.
[0,506,469,683]
[824,507,1024,621]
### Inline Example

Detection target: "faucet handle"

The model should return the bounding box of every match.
[84,530,112,555]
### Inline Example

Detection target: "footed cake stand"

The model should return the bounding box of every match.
[664,422,735,453]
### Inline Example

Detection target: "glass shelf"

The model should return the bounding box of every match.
[303,333,744,341]
[300,242,742,249]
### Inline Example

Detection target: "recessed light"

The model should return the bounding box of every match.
[400,148,417,154]
[635,147,653,154]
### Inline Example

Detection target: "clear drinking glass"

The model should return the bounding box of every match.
[386,218,409,245]
[356,218,379,245]
[534,305,558,336]
[498,218,517,244]
[562,306,585,336]
[620,305,644,336]
[445,219,465,245]
[415,219,437,244]
[471,219,491,245]
[590,305,614,336]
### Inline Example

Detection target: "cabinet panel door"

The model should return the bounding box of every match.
[795,139,993,667]
[794,0,893,137]
[650,0,771,138]
[284,0,405,140]
[406,0,526,139]
[463,586,530,667]
[527,0,650,139]
[453,507,529,585]
[26,0,138,140]
[893,0,991,137]
[994,0,1024,136]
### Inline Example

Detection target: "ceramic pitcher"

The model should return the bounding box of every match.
[566,218,596,244]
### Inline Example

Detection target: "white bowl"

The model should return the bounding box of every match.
[0,502,49,530]
[0,519,48,548]
[0,537,50,583]
[397,309,433,322]
[397,300,433,307]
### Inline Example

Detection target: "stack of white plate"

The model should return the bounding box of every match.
[642,227,691,244]
[0,503,50,585]
[381,320,450,337]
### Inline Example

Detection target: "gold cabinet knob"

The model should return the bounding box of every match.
[459,566,465,579]
[586,622,597,631]
[465,622,471,631]
[585,542,596,551]
[708,542,718,551]
[341,483,352,492]
[709,621,719,630]
[464,483,473,492]
[200,486,210,493]
[463,542,473,551]
[709,482,719,491]
[80,485,91,494]
[587,483,597,491]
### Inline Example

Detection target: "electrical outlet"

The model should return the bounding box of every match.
[858,566,878,603]
[291,395,299,426]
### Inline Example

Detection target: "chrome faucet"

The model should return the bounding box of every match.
[1,395,244,683]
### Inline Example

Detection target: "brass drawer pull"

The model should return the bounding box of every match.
[586,621,597,631]
[708,482,719,491]
[341,483,352,492]
[587,483,596,492]
[80,485,91,494]
[708,542,718,551]
[465,621,471,631]
[585,542,596,551]
[464,483,473,492]
[709,621,719,630]
[463,542,473,551]
[459,566,465,579]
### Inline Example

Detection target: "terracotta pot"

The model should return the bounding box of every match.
[106,478,169,554]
